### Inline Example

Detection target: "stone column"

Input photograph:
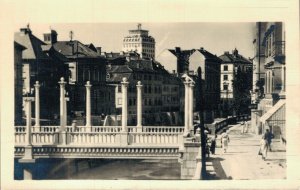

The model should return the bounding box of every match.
[58,77,67,145]
[24,97,34,146]
[184,78,190,136]
[59,77,66,128]
[121,77,129,132]
[34,81,40,127]
[189,82,194,133]
[136,81,143,132]
[85,81,92,127]
[19,97,36,176]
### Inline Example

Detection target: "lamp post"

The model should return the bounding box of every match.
[197,67,206,179]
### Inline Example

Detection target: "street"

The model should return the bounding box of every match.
[206,123,286,180]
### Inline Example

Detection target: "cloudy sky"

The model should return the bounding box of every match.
[21,22,256,58]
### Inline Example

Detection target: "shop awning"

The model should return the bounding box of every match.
[260,99,286,123]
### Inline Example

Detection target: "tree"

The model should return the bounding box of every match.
[231,66,252,115]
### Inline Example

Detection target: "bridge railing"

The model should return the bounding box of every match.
[142,126,184,133]
[15,125,185,146]
[129,132,183,145]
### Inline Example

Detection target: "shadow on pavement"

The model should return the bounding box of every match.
[205,157,232,180]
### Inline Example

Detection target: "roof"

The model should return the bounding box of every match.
[219,50,252,64]
[169,49,196,58]
[52,41,101,59]
[14,29,50,60]
[197,48,221,61]
[14,41,26,50]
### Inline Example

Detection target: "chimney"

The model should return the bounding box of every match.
[225,51,229,55]
[175,47,181,53]
[43,29,58,44]
[96,47,102,55]
[200,47,204,51]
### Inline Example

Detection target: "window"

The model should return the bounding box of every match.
[224,65,228,71]
[223,75,228,80]
[223,84,228,90]
[118,85,121,93]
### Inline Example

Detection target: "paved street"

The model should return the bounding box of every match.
[206,123,286,180]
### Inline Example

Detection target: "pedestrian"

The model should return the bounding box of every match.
[240,121,245,134]
[259,135,268,160]
[264,128,274,151]
[210,134,217,155]
[221,129,230,153]
[245,121,249,133]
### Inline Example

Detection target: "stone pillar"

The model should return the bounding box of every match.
[85,81,92,127]
[184,78,190,136]
[121,77,129,132]
[58,77,67,145]
[178,139,201,179]
[59,77,66,128]
[24,97,34,146]
[189,82,194,133]
[19,97,36,179]
[136,81,143,132]
[34,81,40,127]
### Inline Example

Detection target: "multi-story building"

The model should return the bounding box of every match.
[219,48,253,116]
[157,47,221,123]
[14,27,69,121]
[122,24,155,59]
[105,53,183,126]
[49,31,115,123]
[14,42,26,125]
[251,22,286,143]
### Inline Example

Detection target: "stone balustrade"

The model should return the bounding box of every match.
[15,126,184,146]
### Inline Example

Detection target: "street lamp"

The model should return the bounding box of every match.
[196,67,206,179]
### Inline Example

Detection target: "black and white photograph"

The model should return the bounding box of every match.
[1,0,300,189]
[13,22,286,180]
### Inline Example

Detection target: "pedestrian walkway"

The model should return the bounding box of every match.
[205,123,286,180]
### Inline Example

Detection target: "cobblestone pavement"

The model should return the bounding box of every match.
[206,123,286,180]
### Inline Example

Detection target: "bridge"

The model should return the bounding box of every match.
[15,77,203,180]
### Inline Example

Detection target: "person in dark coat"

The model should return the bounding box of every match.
[210,134,217,155]
[264,128,274,151]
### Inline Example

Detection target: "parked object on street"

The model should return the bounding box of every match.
[220,129,230,153]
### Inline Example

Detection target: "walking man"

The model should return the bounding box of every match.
[264,128,274,151]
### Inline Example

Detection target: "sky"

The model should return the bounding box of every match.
[19,23,256,59]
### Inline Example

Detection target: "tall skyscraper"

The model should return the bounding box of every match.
[122,23,155,59]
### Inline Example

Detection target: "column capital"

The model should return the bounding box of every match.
[58,77,66,86]
[34,81,40,88]
[121,77,129,86]
[24,97,34,102]
[136,81,143,88]
[85,81,92,88]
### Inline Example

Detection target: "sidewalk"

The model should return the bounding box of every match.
[205,123,286,180]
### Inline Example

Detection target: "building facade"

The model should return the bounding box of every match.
[14,27,69,122]
[122,24,155,59]
[51,37,115,124]
[14,42,26,125]
[106,54,183,126]
[250,22,286,143]
[219,49,253,116]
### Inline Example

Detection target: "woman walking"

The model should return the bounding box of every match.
[259,135,268,160]
[221,130,230,153]
[210,134,217,155]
